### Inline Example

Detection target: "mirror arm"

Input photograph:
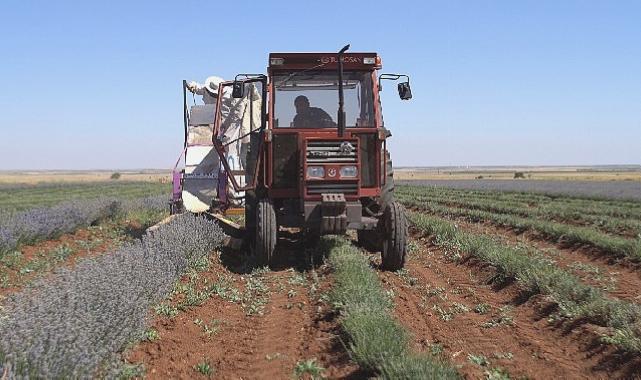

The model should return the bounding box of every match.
[232,74,267,98]
[182,80,189,148]
[234,74,267,81]
[378,73,410,91]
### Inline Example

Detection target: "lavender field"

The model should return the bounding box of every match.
[0,214,224,378]
[398,179,641,201]
[0,181,229,377]
[0,195,167,255]
[2,179,641,378]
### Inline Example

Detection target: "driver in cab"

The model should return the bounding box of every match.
[292,95,335,128]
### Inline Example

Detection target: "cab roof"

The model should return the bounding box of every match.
[268,52,381,71]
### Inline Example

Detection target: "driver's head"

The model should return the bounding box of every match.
[294,95,310,113]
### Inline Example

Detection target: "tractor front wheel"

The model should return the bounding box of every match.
[381,201,408,271]
[254,199,277,267]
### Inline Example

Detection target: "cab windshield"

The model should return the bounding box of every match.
[273,71,375,128]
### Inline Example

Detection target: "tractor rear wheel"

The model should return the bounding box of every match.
[381,201,407,271]
[254,198,277,267]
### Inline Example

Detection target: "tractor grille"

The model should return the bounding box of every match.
[307,181,358,195]
[306,140,358,164]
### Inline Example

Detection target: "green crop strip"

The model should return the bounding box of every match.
[0,182,169,213]
[398,195,641,261]
[398,185,641,222]
[397,189,641,238]
[324,237,460,379]
[398,185,641,220]
[408,211,641,353]
[398,184,641,209]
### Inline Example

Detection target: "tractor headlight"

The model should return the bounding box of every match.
[306,166,325,179]
[340,166,358,178]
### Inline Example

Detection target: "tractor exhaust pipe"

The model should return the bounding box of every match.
[337,44,350,137]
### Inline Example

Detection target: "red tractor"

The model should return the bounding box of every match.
[172,45,412,269]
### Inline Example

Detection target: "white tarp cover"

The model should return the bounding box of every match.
[180,83,262,211]
[183,146,219,212]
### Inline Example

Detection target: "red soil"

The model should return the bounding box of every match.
[127,244,360,379]
[378,235,641,379]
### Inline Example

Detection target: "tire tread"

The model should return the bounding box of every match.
[256,199,277,266]
[381,201,407,270]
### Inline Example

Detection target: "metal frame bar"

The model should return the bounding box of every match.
[377,73,410,91]
[212,76,268,193]
[182,80,189,147]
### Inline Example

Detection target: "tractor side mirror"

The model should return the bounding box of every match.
[378,73,412,100]
[398,82,412,100]
[232,81,245,98]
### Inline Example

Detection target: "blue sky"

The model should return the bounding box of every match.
[0,0,639,169]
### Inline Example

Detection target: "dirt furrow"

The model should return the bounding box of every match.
[377,238,640,379]
[128,243,357,379]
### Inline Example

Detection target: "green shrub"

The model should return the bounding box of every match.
[342,310,408,371]
[379,353,460,380]
[293,358,324,379]
[326,237,459,379]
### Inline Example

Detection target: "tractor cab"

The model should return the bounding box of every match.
[171,45,412,270]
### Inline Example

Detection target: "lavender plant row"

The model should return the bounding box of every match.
[121,194,168,214]
[0,213,224,378]
[0,195,167,255]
